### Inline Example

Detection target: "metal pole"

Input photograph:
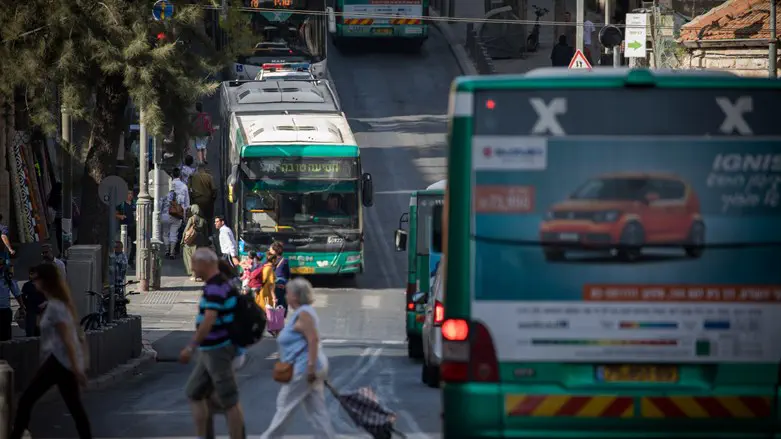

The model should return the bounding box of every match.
[136,110,152,291]
[613,47,621,67]
[61,106,73,255]
[770,0,777,78]
[150,135,164,290]
[604,0,612,55]
[107,185,116,323]
[120,224,128,258]
[576,0,584,53]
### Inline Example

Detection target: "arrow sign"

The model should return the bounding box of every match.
[152,0,174,21]
[627,41,643,50]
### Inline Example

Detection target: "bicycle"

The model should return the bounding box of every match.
[80,280,138,330]
[526,5,550,52]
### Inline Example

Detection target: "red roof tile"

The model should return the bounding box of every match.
[679,0,781,42]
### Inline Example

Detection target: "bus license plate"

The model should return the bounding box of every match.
[372,28,393,35]
[292,267,315,274]
[597,365,679,383]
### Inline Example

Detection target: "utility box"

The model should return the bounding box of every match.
[66,245,103,319]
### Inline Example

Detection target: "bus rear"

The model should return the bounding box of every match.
[333,0,428,48]
[441,70,781,438]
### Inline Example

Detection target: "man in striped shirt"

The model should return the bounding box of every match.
[180,248,245,439]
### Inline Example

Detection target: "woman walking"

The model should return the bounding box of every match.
[181,204,210,281]
[270,241,290,317]
[261,278,335,439]
[252,251,277,309]
[11,263,92,439]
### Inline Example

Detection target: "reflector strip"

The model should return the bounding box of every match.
[505,395,633,418]
[390,18,422,25]
[641,396,771,418]
[343,18,374,25]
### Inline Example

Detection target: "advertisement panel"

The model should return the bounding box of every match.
[471,135,781,363]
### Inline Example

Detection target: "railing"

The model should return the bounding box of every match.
[465,23,497,74]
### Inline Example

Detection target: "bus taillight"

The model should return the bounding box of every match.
[433,301,445,326]
[405,282,416,310]
[441,320,499,383]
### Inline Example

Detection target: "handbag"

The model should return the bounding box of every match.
[273,345,308,383]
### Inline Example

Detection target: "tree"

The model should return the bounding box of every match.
[0,0,252,247]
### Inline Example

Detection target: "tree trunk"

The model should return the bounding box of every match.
[77,73,128,253]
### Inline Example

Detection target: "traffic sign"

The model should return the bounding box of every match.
[568,49,592,70]
[624,13,648,58]
[99,176,128,206]
[152,0,175,21]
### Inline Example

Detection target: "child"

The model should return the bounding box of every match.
[239,251,257,293]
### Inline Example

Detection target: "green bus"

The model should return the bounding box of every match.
[394,179,445,358]
[441,68,781,438]
[328,0,429,50]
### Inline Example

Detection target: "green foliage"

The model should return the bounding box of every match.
[0,0,254,137]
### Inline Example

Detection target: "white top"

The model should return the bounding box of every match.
[584,20,596,46]
[219,226,238,258]
[171,178,190,209]
[181,165,196,182]
[40,299,85,371]
[53,258,67,280]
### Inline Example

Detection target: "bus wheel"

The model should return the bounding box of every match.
[408,335,423,359]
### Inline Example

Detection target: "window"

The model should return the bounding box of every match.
[658,180,686,200]
[431,205,443,253]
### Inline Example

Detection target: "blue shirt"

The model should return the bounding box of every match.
[274,257,290,285]
[276,305,327,376]
[0,274,21,309]
[196,274,237,350]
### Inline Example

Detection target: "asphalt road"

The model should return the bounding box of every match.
[27,29,458,439]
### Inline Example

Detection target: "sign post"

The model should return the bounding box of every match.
[624,13,648,59]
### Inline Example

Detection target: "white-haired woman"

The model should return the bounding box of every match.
[261,278,335,439]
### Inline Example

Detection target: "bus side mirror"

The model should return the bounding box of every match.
[227,165,239,204]
[394,229,408,252]
[326,7,337,33]
[361,173,374,207]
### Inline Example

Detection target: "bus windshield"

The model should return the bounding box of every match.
[242,180,359,232]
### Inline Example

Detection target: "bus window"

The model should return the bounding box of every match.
[431,204,443,253]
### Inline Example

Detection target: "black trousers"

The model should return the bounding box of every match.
[0,307,12,341]
[12,355,92,439]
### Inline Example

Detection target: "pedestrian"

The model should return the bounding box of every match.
[0,214,15,261]
[181,204,210,281]
[0,259,24,341]
[10,263,91,439]
[190,163,217,222]
[583,19,596,63]
[240,251,258,293]
[216,258,249,370]
[180,248,245,439]
[109,241,128,298]
[550,34,575,67]
[269,241,290,317]
[115,190,137,266]
[261,277,335,439]
[181,154,196,184]
[214,215,240,267]
[21,267,46,337]
[249,251,276,309]
[162,168,190,259]
[562,11,576,52]
[41,243,67,280]
[191,102,215,165]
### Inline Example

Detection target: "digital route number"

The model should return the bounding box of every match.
[243,158,358,180]
[251,0,296,8]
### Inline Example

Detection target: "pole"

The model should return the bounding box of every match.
[770,0,777,78]
[61,106,73,256]
[576,0,584,53]
[150,135,163,290]
[614,47,621,67]
[107,186,116,323]
[604,0,612,55]
[136,110,152,291]
[120,224,128,258]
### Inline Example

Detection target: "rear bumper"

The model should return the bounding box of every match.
[337,24,428,39]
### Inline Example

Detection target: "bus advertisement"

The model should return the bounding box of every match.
[441,70,781,438]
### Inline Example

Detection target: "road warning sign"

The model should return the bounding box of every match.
[568,49,593,70]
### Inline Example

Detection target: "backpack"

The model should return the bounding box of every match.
[193,112,212,137]
[230,292,267,348]
[168,193,184,219]
[182,222,198,246]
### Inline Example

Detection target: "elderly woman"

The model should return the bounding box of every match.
[261,278,335,439]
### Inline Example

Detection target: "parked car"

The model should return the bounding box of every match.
[421,262,445,388]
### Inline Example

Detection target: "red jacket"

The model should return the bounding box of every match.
[248,264,269,289]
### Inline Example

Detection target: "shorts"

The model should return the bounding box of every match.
[185,344,239,408]
[194,137,209,151]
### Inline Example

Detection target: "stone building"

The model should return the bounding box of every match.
[678,0,781,77]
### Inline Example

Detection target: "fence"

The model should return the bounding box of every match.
[0,315,142,396]
[466,23,497,74]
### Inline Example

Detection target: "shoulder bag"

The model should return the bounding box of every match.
[273,341,308,383]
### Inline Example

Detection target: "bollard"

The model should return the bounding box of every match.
[0,361,13,439]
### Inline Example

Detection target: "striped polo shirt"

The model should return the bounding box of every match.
[196,274,237,350]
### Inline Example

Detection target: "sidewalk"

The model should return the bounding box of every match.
[432,0,607,75]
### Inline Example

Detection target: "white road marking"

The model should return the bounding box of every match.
[360,295,381,309]
[311,294,329,308]
[322,339,404,345]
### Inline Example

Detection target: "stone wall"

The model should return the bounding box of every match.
[682,47,781,78]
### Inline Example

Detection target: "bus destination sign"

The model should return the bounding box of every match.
[243,157,358,180]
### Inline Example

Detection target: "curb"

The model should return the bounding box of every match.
[430,8,479,76]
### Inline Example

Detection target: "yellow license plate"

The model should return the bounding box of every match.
[372,28,393,34]
[598,365,679,383]
[291,267,315,274]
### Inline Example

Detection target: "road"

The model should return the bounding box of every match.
[28,30,459,438]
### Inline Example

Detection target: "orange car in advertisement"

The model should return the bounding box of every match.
[540,173,705,262]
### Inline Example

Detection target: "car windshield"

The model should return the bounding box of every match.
[241,180,359,232]
[570,178,649,201]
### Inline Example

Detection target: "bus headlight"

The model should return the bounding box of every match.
[346,255,361,263]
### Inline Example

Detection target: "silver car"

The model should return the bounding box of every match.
[420,263,444,388]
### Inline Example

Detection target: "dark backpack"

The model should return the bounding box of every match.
[230,292,267,347]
